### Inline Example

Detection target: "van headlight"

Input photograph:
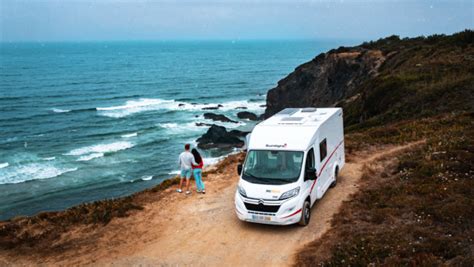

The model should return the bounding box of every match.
[279,187,300,200]
[238,185,247,197]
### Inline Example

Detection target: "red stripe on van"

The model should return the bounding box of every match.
[310,140,344,193]
[282,208,302,218]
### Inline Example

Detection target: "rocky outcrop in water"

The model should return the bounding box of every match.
[203,113,237,123]
[229,129,251,137]
[237,111,259,121]
[202,104,223,110]
[264,47,385,117]
[195,122,214,127]
[196,125,245,149]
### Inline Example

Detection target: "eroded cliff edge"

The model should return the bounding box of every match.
[264,32,473,129]
[265,48,385,116]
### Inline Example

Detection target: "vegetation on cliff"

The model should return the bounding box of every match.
[265,30,474,128]
[289,31,473,265]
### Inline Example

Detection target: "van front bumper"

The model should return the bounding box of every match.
[234,191,303,225]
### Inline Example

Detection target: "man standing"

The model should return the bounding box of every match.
[177,144,195,194]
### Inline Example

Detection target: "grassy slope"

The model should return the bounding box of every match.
[340,30,473,130]
[296,31,474,265]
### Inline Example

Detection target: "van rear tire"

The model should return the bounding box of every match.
[330,167,338,188]
[298,200,311,226]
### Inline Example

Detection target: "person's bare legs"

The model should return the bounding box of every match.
[178,178,184,191]
[185,178,191,192]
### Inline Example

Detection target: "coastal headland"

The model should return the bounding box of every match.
[1,31,473,265]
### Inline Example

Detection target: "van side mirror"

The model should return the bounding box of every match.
[237,164,243,175]
[305,167,317,181]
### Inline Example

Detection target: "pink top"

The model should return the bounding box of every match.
[192,161,203,169]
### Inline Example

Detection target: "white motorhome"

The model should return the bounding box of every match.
[235,107,345,226]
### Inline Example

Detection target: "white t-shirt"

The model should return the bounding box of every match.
[178,151,195,170]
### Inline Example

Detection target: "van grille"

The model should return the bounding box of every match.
[244,203,280,213]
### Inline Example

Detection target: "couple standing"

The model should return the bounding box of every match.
[177,144,206,195]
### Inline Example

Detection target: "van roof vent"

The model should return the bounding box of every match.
[275,108,299,116]
[301,108,317,113]
[280,117,303,122]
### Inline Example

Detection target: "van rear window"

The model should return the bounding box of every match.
[319,139,327,162]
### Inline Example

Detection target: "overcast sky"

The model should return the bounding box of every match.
[1,0,473,42]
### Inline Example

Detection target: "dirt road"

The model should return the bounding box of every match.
[0,141,424,266]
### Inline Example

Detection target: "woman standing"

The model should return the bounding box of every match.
[191,148,205,194]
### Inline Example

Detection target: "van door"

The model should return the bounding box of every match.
[318,138,331,196]
[304,148,318,205]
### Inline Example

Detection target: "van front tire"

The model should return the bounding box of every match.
[298,200,311,226]
[330,167,339,188]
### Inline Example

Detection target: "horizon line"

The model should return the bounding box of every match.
[0,37,367,44]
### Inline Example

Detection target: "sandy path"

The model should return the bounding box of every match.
[0,141,424,266]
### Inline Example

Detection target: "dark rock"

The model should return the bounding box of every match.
[178,103,185,107]
[202,106,220,110]
[259,104,267,108]
[218,104,223,108]
[197,125,245,149]
[237,111,259,121]
[195,122,214,127]
[229,129,251,137]
[264,48,385,118]
[203,113,238,123]
[235,106,248,110]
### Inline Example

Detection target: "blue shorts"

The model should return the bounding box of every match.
[180,169,192,179]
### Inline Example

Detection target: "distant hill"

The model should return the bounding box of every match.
[264,30,474,130]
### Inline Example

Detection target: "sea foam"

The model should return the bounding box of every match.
[96,98,265,118]
[52,108,71,113]
[157,120,242,135]
[121,132,138,138]
[141,176,153,181]
[0,162,9,169]
[66,141,134,162]
[0,163,77,185]
[203,156,225,166]
[77,153,104,161]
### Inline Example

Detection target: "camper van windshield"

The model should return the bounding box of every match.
[242,150,303,184]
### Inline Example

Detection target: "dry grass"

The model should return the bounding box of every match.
[295,112,474,266]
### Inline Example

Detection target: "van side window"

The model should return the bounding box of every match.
[306,148,315,169]
[319,139,327,162]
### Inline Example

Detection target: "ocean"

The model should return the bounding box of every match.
[0,40,356,220]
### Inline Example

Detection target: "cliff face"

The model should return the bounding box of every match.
[265,48,385,117]
[264,31,474,128]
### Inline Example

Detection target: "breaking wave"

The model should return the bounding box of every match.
[66,141,134,162]
[121,132,138,138]
[77,153,104,161]
[0,163,77,185]
[141,175,153,181]
[96,98,265,118]
[51,108,71,113]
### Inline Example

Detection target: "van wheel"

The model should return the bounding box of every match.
[298,200,311,226]
[330,167,338,188]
